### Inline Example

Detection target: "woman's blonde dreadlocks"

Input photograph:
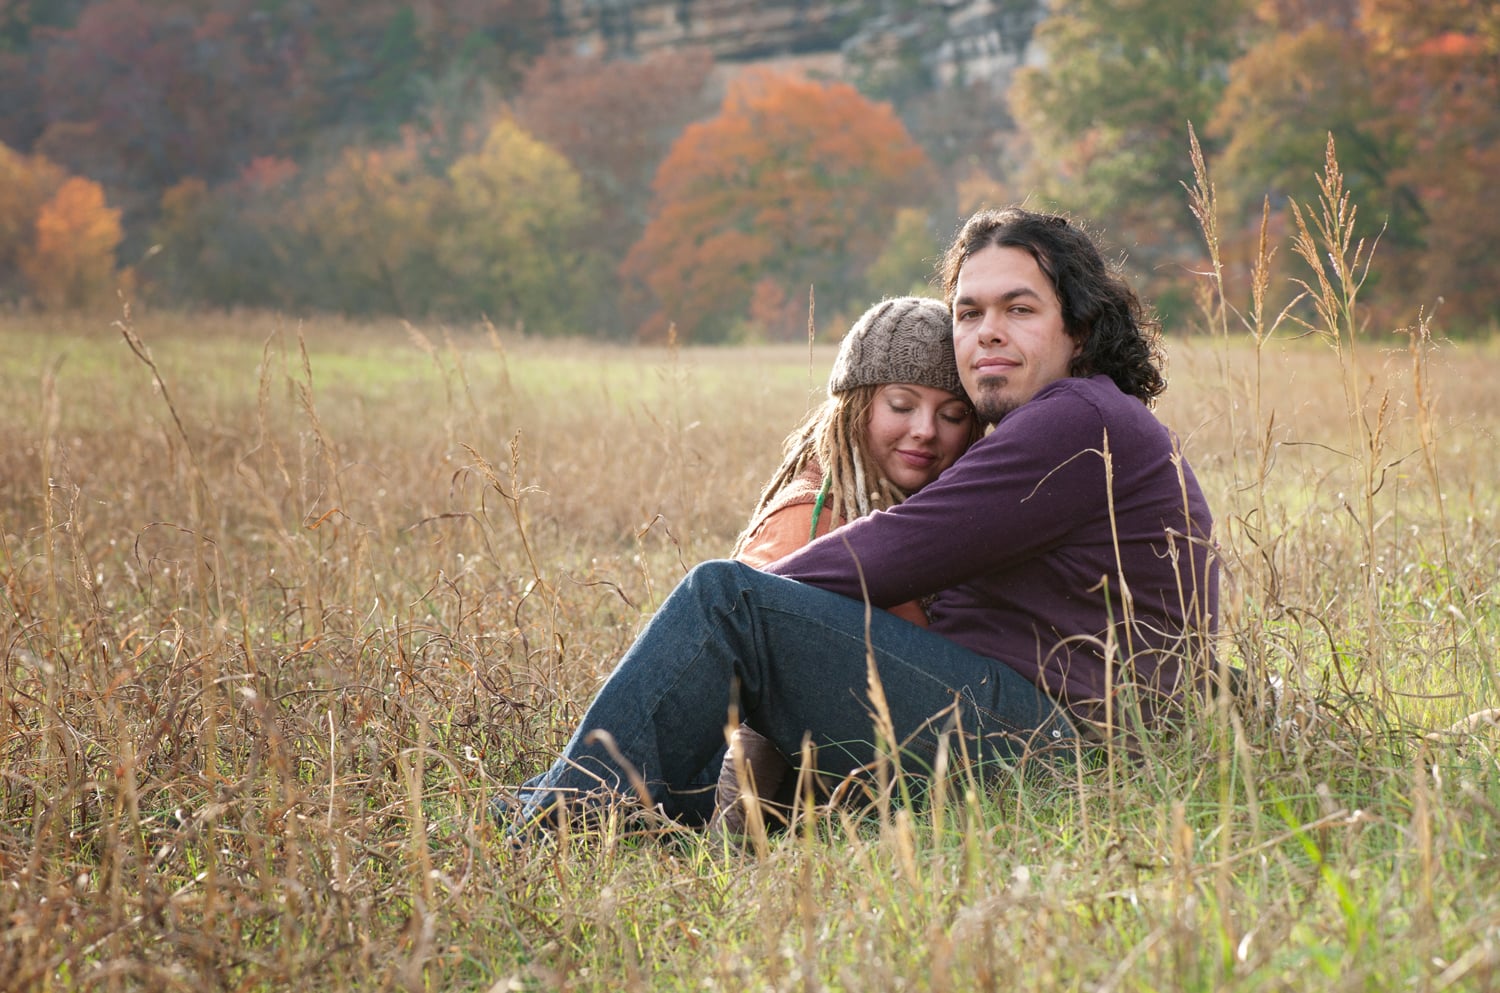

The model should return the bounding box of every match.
[732,385,918,557]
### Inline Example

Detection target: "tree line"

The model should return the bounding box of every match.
[0,0,1495,337]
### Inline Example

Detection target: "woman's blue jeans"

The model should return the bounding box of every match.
[516,560,1075,826]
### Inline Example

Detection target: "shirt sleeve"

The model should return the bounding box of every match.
[766,383,1110,606]
[737,493,929,627]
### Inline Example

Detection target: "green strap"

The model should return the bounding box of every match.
[809,475,832,542]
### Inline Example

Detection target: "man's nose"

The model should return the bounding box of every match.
[978,311,1006,345]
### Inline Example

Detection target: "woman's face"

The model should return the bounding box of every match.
[865,384,974,494]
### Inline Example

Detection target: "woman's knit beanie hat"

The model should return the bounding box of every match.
[827,296,962,398]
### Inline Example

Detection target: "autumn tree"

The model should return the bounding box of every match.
[0,141,65,301]
[15,0,548,277]
[436,116,590,332]
[298,136,447,317]
[622,71,935,343]
[1009,0,1251,313]
[1201,0,1498,331]
[146,157,312,312]
[513,46,715,332]
[19,175,123,310]
[33,1,299,208]
[143,119,588,323]
[1361,0,1500,328]
[1200,4,1407,319]
[1210,18,1400,219]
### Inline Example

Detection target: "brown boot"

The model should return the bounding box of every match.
[709,726,790,837]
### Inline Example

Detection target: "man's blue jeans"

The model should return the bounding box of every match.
[516,560,1075,825]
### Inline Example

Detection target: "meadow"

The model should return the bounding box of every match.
[3,200,1500,988]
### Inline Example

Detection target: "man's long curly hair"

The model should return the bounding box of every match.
[938,207,1166,406]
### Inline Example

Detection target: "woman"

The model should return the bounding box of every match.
[715,295,978,834]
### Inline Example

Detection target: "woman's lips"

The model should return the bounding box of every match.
[897,450,938,468]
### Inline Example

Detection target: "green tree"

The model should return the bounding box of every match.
[1205,13,1418,323]
[622,70,934,343]
[863,207,943,300]
[146,157,313,312]
[1210,21,1406,219]
[437,116,590,332]
[1009,0,1251,311]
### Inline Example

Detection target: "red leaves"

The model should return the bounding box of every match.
[622,70,934,343]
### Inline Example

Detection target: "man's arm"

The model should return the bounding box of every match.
[766,383,1109,605]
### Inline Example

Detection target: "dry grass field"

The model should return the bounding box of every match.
[3,179,1499,990]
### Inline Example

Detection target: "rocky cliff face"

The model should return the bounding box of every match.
[547,0,857,61]
[548,0,1042,82]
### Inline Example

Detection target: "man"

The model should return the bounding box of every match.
[511,207,1217,828]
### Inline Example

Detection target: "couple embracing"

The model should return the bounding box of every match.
[509,206,1219,838]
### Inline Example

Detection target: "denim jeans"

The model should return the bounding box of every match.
[516,560,1074,826]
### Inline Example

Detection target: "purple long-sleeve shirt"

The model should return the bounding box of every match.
[767,374,1218,728]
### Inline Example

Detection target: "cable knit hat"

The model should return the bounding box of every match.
[827,296,962,398]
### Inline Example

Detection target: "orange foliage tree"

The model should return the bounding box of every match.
[1362,0,1500,328]
[20,175,124,310]
[621,71,935,343]
[0,141,66,301]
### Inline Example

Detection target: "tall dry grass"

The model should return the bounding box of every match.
[2,150,1498,990]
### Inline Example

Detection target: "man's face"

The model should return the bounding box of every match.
[952,245,1081,424]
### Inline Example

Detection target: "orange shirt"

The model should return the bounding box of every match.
[735,466,928,627]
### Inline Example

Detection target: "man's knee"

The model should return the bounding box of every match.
[682,558,774,604]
